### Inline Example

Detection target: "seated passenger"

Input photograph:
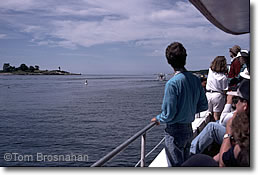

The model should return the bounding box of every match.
[183,112,249,167]
[188,80,249,166]
[220,112,250,167]
[219,93,238,127]
[190,94,236,155]
[218,80,250,167]
[190,79,249,156]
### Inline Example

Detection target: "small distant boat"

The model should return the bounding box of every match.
[157,73,166,81]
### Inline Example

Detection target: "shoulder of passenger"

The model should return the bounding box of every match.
[166,78,180,90]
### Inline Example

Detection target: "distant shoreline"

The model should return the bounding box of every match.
[0,70,81,75]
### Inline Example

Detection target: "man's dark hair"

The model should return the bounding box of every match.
[166,42,187,69]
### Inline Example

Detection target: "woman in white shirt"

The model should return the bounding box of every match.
[206,56,228,121]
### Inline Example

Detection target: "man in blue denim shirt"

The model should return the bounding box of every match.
[151,42,208,166]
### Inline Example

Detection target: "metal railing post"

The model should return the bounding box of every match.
[140,133,146,167]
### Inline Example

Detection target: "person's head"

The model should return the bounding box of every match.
[166,42,187,69]
[210,56,228,73]
[232,112,250,166]
[236,50,249,66]
[229,45,241,58]
[235,80,250,115]
[232,112,250,149]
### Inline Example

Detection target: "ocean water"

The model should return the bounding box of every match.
[0,74,167,167]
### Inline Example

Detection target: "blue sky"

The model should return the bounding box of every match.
[0,0,249,74]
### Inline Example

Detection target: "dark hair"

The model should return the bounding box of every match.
[165,42,187,68]
[210,56,228,73]
[232,112,250,166]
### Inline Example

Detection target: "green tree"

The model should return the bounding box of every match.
[2,63,17,72]
[3,63,10,72]
[9,66,15,72]
[19,64,29,71]
[35,65,39,70]
[29,66,35,72]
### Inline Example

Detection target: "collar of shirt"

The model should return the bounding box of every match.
[174,68,187,76]
[231,56,238,63]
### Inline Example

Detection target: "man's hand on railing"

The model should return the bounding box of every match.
[151,117,160,125]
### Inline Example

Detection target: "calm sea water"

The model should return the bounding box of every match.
[0,74,167,167]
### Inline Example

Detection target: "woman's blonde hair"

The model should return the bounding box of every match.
[210,56,227,73]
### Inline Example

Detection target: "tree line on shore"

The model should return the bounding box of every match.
[2,63,40,73]
[0,63,80,75]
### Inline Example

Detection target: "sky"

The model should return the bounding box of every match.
[0,0,250,74]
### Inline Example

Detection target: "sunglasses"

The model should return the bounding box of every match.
[234,96,247,103]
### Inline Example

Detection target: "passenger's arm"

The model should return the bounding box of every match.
[219,95,233,125]
[196,86,208,113]
[219,113,236,167]
[155,83,177,123]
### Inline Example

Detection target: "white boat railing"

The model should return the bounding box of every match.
[135,136,165,167]
[91,122,158,167]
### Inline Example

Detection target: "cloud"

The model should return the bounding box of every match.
[23,25,42,34]
[0,34,6,39]
[0,0,249,51]
[46,0,210,48]
[0,0,37,10]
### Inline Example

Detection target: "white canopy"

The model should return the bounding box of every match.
[189,0,250,35]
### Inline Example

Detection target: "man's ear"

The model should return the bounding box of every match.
[243,101,249,113]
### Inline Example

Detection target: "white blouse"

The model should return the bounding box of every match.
[206,68,228,93]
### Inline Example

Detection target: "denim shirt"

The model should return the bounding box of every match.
[156,71,208,124]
